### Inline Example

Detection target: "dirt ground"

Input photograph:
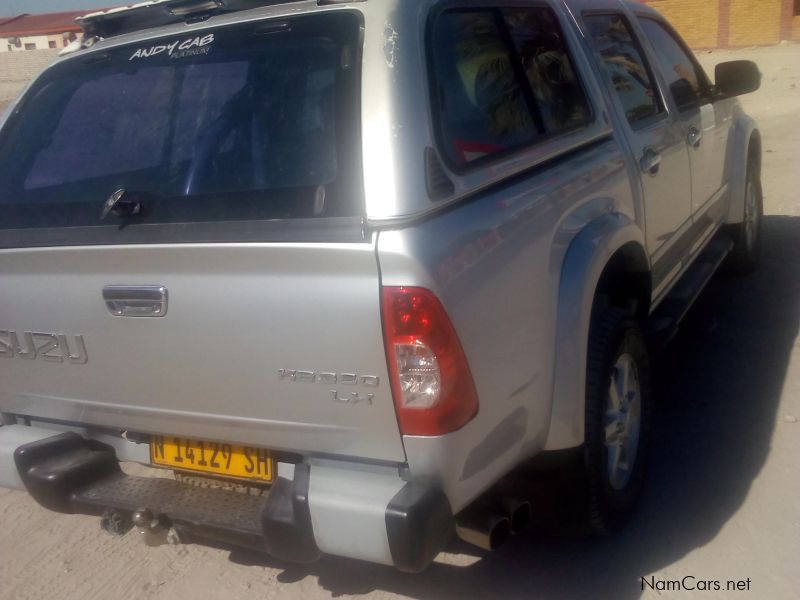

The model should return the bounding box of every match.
[1,44,798,600]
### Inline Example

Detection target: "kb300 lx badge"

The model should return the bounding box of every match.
[0,330,87,364]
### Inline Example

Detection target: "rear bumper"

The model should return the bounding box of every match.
[0,425,453,572]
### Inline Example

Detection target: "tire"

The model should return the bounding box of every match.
[581,307,651,535]
[724,160,763,274]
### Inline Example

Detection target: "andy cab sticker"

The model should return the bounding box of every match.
[129,33,214,61]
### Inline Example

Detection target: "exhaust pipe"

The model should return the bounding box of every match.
[455,496,532,550]
[502,498,531,534]
[455,509,510,551]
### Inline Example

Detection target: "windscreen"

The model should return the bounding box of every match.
[0,12,362,232]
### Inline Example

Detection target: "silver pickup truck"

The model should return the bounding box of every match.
[0,0,761,572]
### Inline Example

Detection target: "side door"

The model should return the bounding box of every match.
[636,15,733,229]
[580,10,692,288]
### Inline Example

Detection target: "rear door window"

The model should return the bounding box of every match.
[0,12,362,234]
[502,8,591,135]
[583,13,663,127]
[429,6,591,168]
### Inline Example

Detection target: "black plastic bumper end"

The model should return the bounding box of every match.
[385,483,454,573]
[14,431,121,514]
[262,463,321,564]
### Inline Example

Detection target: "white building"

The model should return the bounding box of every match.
[0,11,85,53]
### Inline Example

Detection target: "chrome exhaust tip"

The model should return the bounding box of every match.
[455,511,511,551]
[502,498,531,534]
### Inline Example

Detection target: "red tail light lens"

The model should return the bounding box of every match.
[381,286,479,436]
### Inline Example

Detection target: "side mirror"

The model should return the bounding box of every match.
[669,78,698,112]
[714,60,761,99]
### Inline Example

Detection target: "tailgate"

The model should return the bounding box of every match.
[0,242,405,462]
[0,13,405,461]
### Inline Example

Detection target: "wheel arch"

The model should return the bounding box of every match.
[544,213,651,451]
[726,115,761,224]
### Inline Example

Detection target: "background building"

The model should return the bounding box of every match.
[643,0,800,48]
[0,11,85,53]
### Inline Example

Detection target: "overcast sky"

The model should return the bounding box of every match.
[0,1,124,17]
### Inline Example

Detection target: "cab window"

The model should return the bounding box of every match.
[430,6,591,168]
[638,17,711,109]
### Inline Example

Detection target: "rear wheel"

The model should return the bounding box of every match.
[725,160,762,274]
[582,307,651,534]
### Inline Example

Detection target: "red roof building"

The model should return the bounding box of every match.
[0,11,87,52]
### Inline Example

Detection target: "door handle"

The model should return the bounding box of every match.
[640,148,661,175]
[103,286,168,317]
[687,126,703,148]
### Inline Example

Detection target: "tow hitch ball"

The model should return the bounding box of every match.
[100,509,182,546]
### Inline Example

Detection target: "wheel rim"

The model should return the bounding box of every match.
[604,353,642,491]
[743,179,759,251]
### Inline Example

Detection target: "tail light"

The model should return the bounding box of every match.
[381,286,479,436]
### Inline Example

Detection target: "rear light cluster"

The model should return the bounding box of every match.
[381,286,479,436]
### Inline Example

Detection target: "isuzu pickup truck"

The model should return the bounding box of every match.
[0,0,761,572]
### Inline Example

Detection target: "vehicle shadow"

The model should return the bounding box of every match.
[231,215,800,599]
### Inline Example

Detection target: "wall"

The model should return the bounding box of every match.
[646,0,721,48]
[0,48,58,81]
[645,0,799,47]
[1,33,79,53]
[0,48,58,107]
[1,35,54,53]
[728,0,784,46]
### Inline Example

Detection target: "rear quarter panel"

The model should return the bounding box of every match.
[377,139,634,510]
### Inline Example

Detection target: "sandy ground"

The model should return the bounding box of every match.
[0,44,798,600]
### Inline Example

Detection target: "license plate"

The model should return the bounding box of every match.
[150,436,274,483]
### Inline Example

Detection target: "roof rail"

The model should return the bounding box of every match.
[76,0,316,39]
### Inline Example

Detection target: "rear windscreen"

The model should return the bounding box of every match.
[0,12,362,233]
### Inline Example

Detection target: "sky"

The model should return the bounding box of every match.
[0,1,124,17]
